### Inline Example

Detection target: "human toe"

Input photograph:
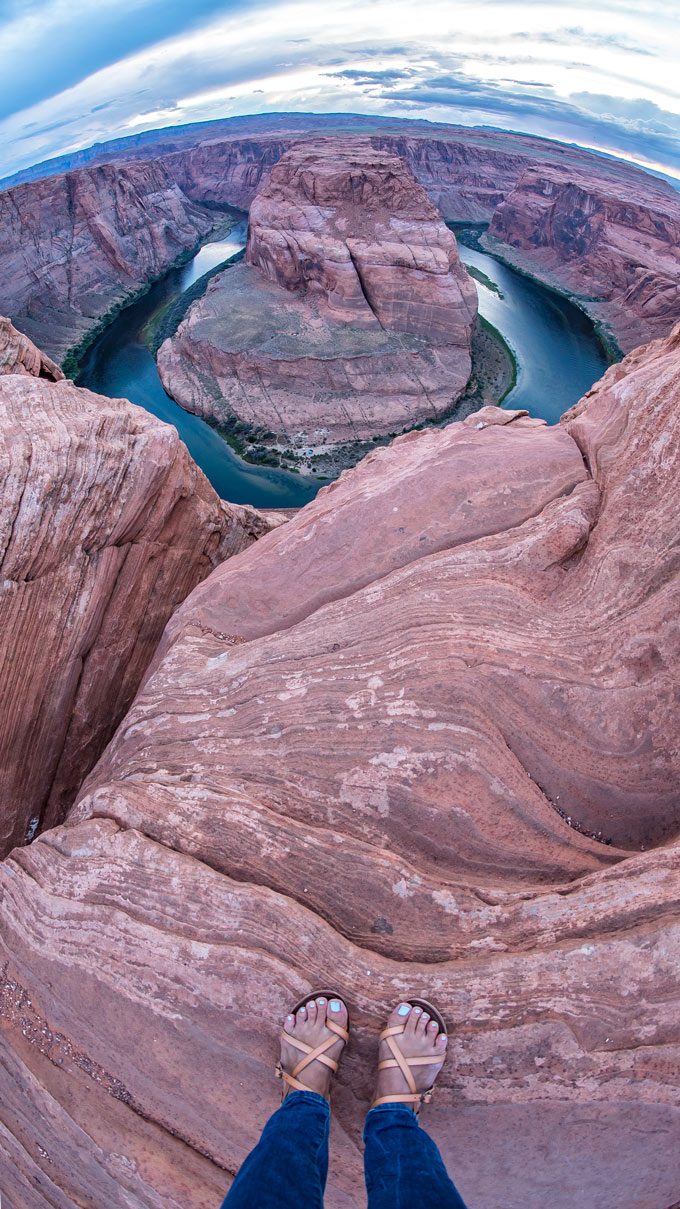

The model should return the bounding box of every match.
[327,996,348,1031]
[405,1004,422,1036]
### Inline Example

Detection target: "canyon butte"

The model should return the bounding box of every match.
[157,139,478,461]
[0,116,680,1209]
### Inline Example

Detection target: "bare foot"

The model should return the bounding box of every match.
[374,1001,448,1108]
[279,995,348,1099]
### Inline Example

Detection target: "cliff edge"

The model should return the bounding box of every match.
[1,324,679,1206]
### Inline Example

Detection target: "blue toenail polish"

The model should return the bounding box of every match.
[413,1007,422,1014]
[329,999,341,1012]
[398,1003,411,1015]
[317,997,326,1005]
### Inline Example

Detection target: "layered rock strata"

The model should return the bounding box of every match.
[1,326,679,1206]
[0,316,63,380]
[486,165,680,351]
[2,120,672,369]
[0,160,215,361]
[0,370,274,857]
[157,139,477,459]
[2,118,678,369]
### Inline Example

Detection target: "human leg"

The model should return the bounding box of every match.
[364,1000,467,1208]
[222,1089,330,1209]
[221,993,349,1209]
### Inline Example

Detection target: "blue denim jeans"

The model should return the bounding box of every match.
[222,1090,468,1208]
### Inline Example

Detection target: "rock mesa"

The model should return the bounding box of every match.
[157,138,477,457]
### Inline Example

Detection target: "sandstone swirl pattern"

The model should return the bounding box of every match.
[0,358,274,857]
[1,327,680,1207]
[157,139,478,454]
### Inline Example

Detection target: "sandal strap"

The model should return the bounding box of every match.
[283,1019,348,1048]
[383,1028,418,1095]
[277,1016,349,1091]
[292,1032,342,1080]
[282,1031,338,1074]
[371,1089,434,1108]
[378,1055,442,1069]
[277,1066,320,1094]
[377,1021,443,1103]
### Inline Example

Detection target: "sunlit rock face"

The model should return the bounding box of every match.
[487,165,680,351]
[0,371,275,857]
[1,326,679,1208]
[157,138,478,454]
[0,160,215,362]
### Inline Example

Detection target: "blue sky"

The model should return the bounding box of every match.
[0,0,678,179]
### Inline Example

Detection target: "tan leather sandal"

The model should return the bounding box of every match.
[372,998,448,1113]
[275,989,349,1098]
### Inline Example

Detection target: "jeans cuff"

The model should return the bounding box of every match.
[365,1103,418,1122]
[280,1089,330,1114]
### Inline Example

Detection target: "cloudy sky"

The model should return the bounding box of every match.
[0,0,678,180]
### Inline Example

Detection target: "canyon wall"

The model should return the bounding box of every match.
[486,165,680,351]
[0,351,274,857]
[1,118,678,369]
[159,132,531,221]
[157,139,477,462]
[163,136,291,210]
[158,128,680,351]
[1,325,680,1207]
[0,160,216,362]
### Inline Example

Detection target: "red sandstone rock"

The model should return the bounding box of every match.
[0,374,274,857]
[0,160,215,361]
[487,165,680,351]
[163,135,291,210]
[157,139,477,454]
[1,129,680,1208]
[0,327,673,1205]
[0,315,63,380]
[2,117,675,367]
[246,139,476,344]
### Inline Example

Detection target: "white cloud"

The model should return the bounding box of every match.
[0,0,677,178]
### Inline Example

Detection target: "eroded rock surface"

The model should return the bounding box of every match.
[0,160,215,361]
[2,327,680,1207]
[2,114,677,369]
[157,138,477,459]
[487,165,680,351]
[0,373,273,856]
[0,316,63,380]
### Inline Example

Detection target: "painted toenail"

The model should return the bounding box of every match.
[329,999,341,1012]
[413,1007,422,1014]
[317,997,326,1005]
[286,1014,294,1022]
[397,1003,411,1015]
[428,1021,437,1029]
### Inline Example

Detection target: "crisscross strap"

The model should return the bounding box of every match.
[276,1018,349,1093]
[371,1022,442,1108]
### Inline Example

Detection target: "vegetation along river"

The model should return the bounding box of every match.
[77,218,611,508]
